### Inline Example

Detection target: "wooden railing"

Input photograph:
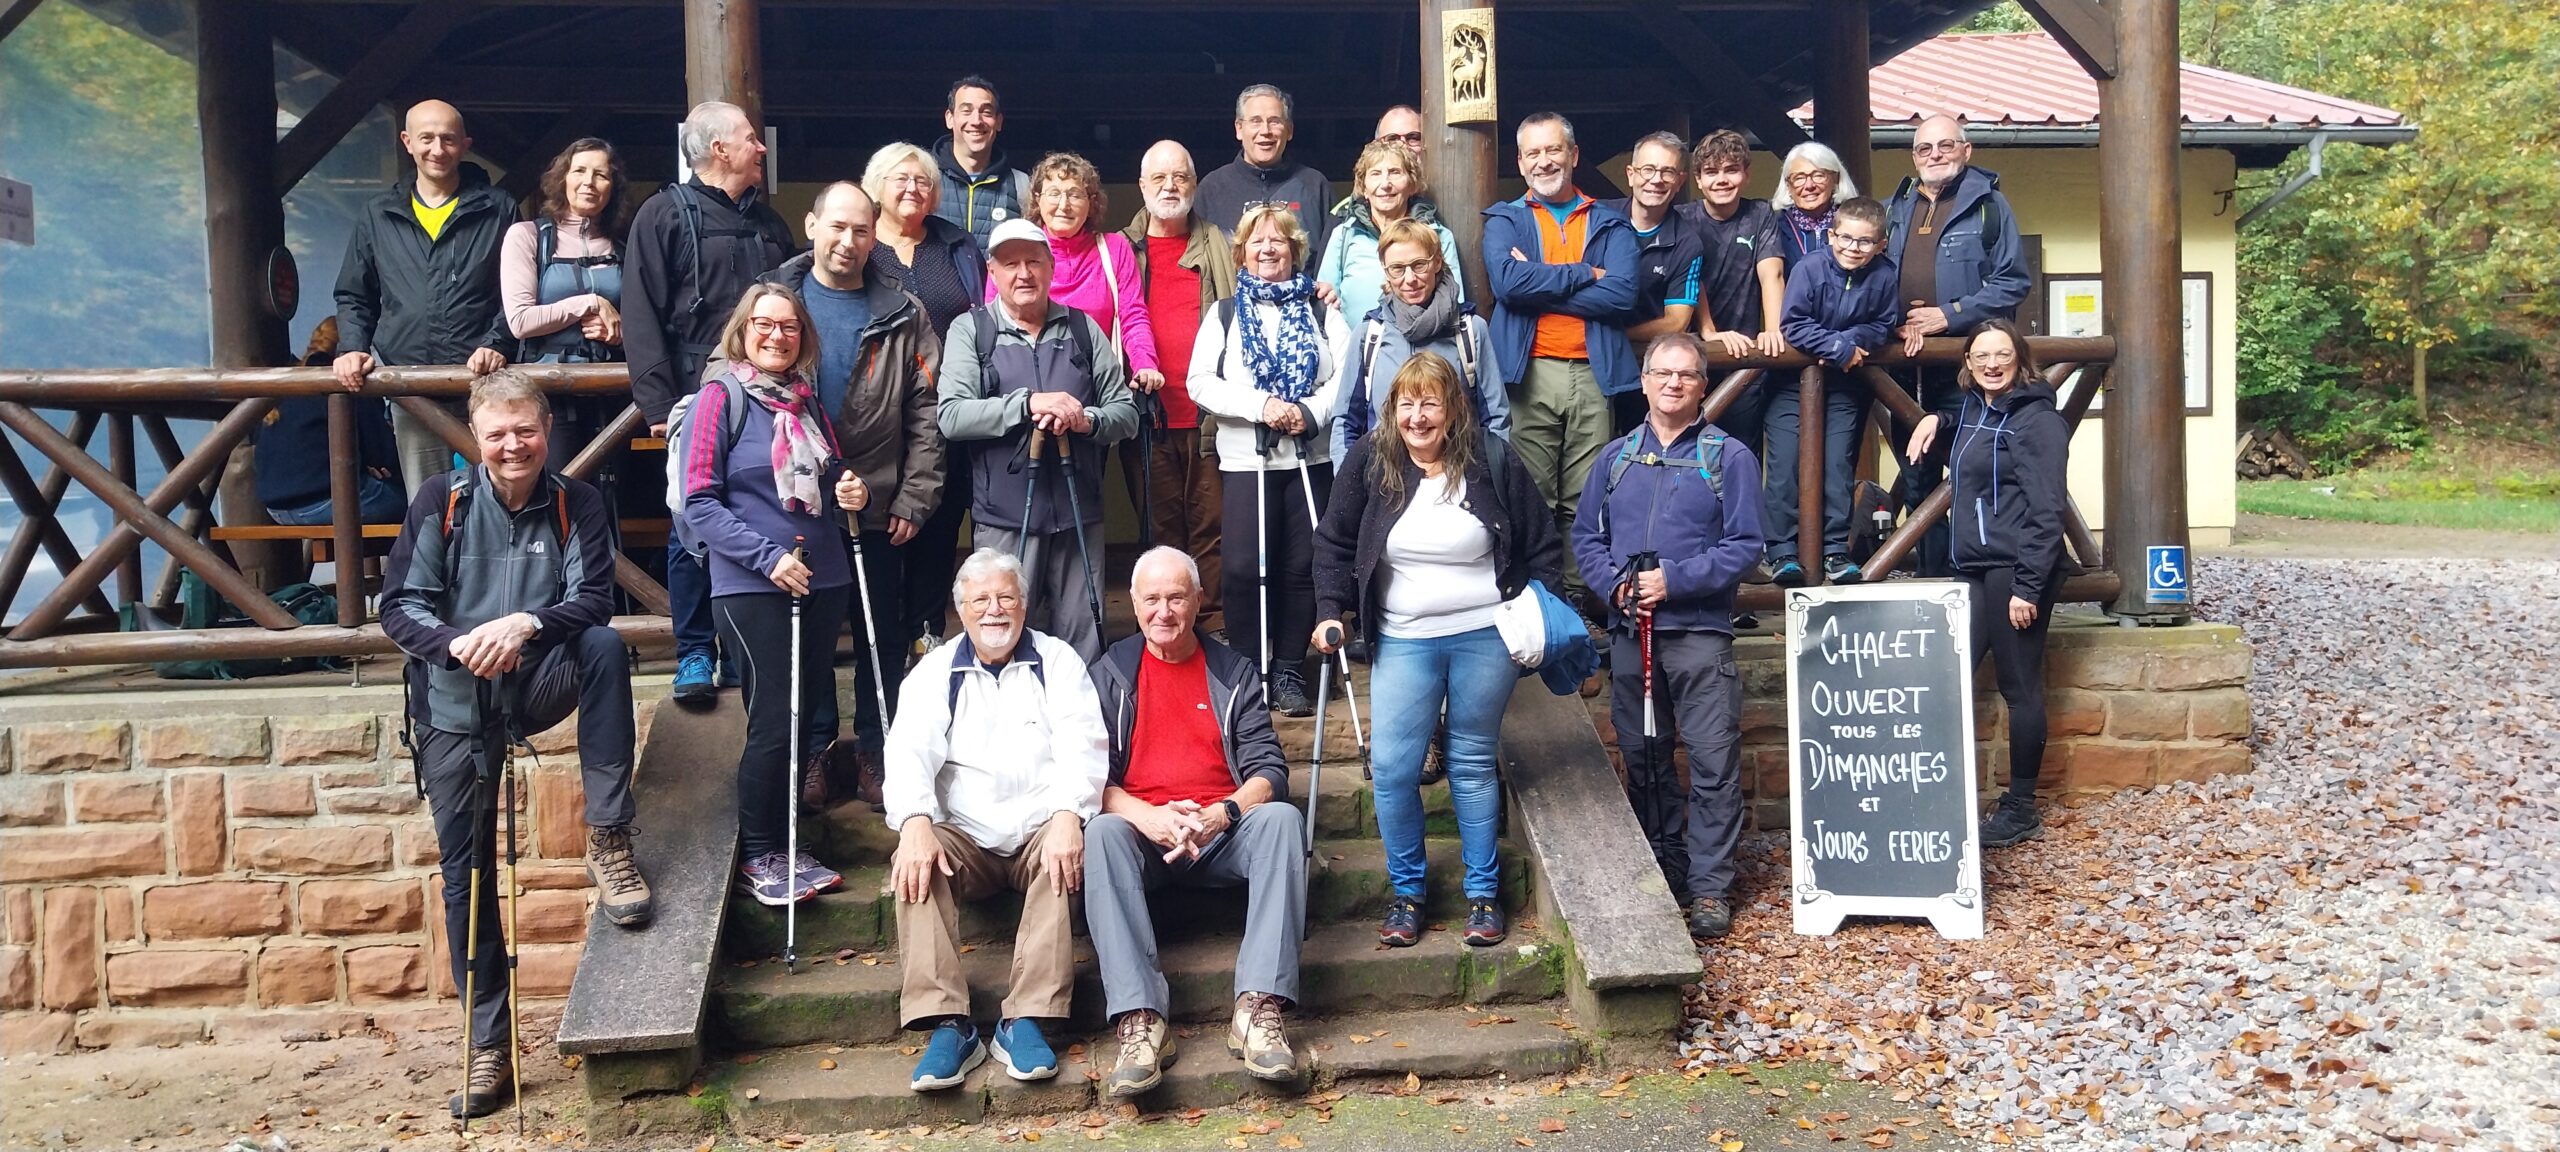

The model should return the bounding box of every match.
[0,336,2115,669]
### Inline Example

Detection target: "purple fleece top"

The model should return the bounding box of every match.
[680,381,854,598]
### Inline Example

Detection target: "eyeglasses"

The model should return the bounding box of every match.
[1832,234,1880,251]
[1140,173,1193,189]
[1379,132,1425,148]
[1242,116,1290,132]
[1912,140,1965,156]
[1382,260,1437,280]
[1967,350,2019,366]
[747,317,803,337]
[963,592,1023,613]
[886,173,933,190]
[1786,170,1837,185]
[1642,368,1704,384]
[1628,165,1684,183]
[1036,187,1090,203]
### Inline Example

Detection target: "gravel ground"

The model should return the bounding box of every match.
[1684,555,2560,1151]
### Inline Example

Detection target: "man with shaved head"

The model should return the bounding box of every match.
[333,99,521,495]
[760,181,944,804]
[1117,140,1237,640]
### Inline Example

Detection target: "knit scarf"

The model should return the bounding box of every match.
[736,364,833,515]
[1385,271,1463,349]
[1781,203,1835,255]
[1234,272,1324,403]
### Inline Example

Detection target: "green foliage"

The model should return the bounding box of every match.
[1949,4,2040,34]
[0,3,212,368]
[2231,229,2426,468]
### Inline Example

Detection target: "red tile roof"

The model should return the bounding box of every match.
[1792,31,2408,132]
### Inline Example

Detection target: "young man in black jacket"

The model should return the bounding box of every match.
[331,100,519,496]
[379,372,651,1120]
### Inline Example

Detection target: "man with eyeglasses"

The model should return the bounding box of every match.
[1198,84,1337,260]
[1886,115,2032,577]
[1376,105,1428,165]
[1118,141,1239,643]
[881,547,1110,1094]
[1482,111,1640,614]
[1599,132,1710,433]
[1569,332,1764,940]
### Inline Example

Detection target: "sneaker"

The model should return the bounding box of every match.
[672,652,716,706]
[909,1018,985,1092]
[991,1017,1059,1081]
[1982,795,2045,848]
[1105,1009,1174,1099]
[448,1044,513,1119]
[735,852,794,907]
[789,850,843,900]
[1743,561,1775,585]
[717,658,741,689]
[1463,897,1507,947]
[1226,992,1296,1081]
[1686,896,1733,939]
[1378,894,1422,948]
[1734,612,1760,631]
[1824,554,1864,584]
[1770,559,1807,587]
[1268,668,1313,718]
[587,825,654,928]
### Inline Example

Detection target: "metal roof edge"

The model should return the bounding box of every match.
[1861,124,2421,149]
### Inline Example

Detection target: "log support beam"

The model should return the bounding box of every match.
[1811,0,1872,195]
[2018,0,2119,80]
[1421,0,1498,310]
[272,0,482,195]
[684,0,763,127]
[2097,0,2189,622]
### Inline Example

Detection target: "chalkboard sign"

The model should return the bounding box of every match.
[1785,583,1984,940]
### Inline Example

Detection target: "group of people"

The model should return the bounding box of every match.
[338,82,2070,1119]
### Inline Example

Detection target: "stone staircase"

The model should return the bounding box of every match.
[573,668,1702,1138]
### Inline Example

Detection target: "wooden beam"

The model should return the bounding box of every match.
[272,0,483,196]
[0,0,48,44]
[2017,0,2117,80]
[275,0,1809,7]
[685,0,762,127]
[1421,0,1499,312]
[1811,0,1871,193]
[2097,0,2185,620]
[199,0,292,369]
[1628,5,1808,152]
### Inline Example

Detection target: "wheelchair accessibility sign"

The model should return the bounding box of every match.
[2146,545,2189,605]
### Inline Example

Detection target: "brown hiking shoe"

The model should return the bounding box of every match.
[1225,992,1295,1081]
[448,1044,514,1119]
[587,825,654,928]
[1105,1009,1174,1099]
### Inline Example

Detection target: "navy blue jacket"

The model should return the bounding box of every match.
[1597,198,1706,328]
[1482,195,1642,395]
[1781,253,1904,369]
[1947,376,2070,603]
[1569,418,1764,636]
[1884,166,2031,339]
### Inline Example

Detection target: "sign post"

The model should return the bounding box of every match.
[1785,583,1984,940]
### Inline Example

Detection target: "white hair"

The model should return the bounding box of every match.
[1235,84,1294,123]
[1517,112,1576,148]
[1771,141,1862,212]
[951,547,1027,607]
[1131,545,1202,592]
[861,141,938,210]
[680,101,748,170]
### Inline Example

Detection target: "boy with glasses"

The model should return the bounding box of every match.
[1772,197,1902,587]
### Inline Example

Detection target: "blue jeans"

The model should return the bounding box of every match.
[667,541,716,663]
[266,474,406,526]
[1369,626,1517,899]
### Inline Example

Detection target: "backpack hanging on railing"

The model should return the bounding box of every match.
[117,574,343,680]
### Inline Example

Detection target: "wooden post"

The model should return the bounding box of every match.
[197,0,289,370]
[1421,0,1497,311]
[1796,367,1824,584]
[2097,0,2188,622]
[685,0,763,128]
[1812,0,1873,195]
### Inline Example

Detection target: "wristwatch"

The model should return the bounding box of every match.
[1219,798,1243,828]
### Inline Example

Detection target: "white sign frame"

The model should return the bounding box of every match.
[1785,582,1985,940]
[2041,271,2214,414]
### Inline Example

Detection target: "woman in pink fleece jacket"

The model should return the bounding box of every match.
[992,152,1165,391]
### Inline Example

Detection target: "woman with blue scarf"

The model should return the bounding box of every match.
[1187,204,1351,717]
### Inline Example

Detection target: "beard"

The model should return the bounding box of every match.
[1147,194,1194,223]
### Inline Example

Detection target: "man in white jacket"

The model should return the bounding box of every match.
[881,548,1109,1093]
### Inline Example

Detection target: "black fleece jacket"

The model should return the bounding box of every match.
[1313,432,1563,651]
[1946,377,2070,603]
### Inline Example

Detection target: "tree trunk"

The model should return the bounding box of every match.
[2413,342,2429,423]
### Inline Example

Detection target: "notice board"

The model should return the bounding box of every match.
[1785,583,1984,939]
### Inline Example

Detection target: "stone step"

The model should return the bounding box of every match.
[712,919,1564,1052]
[704,1003,1587,1134]
[724,836,1528,960]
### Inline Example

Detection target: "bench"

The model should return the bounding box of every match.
[211,518,673,564]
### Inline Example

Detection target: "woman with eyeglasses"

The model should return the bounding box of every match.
[1336,218,1507,459]
[682,282,870,906]
[1002,152,1163,393]
[1907,319,2066,849]
[1317,140,1462,346]
[1770,141,1860,272]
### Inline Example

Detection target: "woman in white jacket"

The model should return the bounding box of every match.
[1188,204,1351,716]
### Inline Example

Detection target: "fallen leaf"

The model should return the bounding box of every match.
[820,1058,838,1070]
[1393,1041,1409,1048]
[1404,1072,1422,1096]
[1349,1034,1373,1044]
[744,1088,762,1101]
[1539,1118,1567,1133]
[1725,1142,1746,1151]
[1278,1138,1305,1150]
[1514,1138,1535,1147]
[1469,1015,1518,1028]
[1861,1135,1892,1148]
[960,945,979,954]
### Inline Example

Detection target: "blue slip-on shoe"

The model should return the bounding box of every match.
[1770,559,1807,587]
[910,1018,985,1092]
[672,652,716,706]
[992,1017,1059,1081]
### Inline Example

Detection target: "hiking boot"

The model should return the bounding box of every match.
[1105,1009,1174,1099]
[1268,668,1314,718]
[849,740,887,809]
[448,1044,513,1119]
[1824,554,1864,584]
[991,1017,1059,1081]
[1982,794,2045,848]
[909,1018,985,1092]
[672,652,716,706]
[1463,897,1508,947]
[735,852,794,907]
[1378,894,1422,947]
[799,751,830,810]
[1686,896,1733,939]
[587,826,654,928]
[789,850,843,900]
[1227,992,1296,1081]
[1770,558,1807,587]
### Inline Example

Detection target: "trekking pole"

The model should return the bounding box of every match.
[1306,655,1329,860]
[1631,552,1661,740]
[1136,391,1160,552]
[1289,434,1366,758]
[1253,425,1275,684]
[785,535,807,975]
[1016,428,1046,562]
[1054,432,1107,643]
[845,510,892,788]
[499,683,526,1137]
[456,680,500,1131]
